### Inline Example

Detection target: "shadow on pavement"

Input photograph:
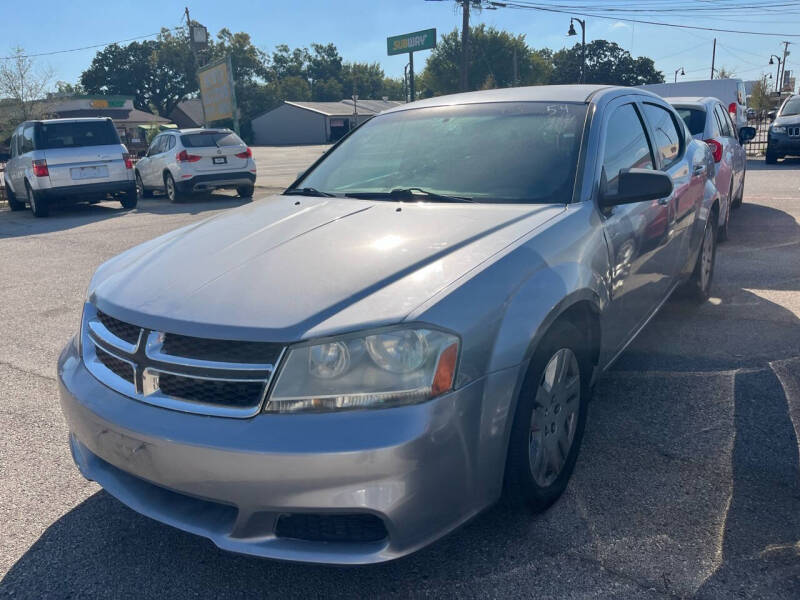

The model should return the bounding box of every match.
[1,207,799,598]
[746,156,800,171]
[0,193,257,239]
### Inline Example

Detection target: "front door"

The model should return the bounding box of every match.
[598,101,678,357]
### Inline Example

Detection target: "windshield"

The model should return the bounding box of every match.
[296,101,588,204]
[36,121,119,149]
[180,131,244,148]
[676,107,706,136]
[781,98,800,117]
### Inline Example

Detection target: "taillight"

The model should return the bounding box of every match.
[235,147,252,159]
[123,153,133,169]
[728,102,737,117]
[704,138,723,163]
[176,150,201,163]
[32,159,49,177]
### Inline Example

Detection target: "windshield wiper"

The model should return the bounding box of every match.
[345,187,475,203]
[284,187,337,197]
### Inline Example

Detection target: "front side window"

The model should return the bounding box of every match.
[602,104,653,196]
[297,102,588,204]
[37,120,119,149]
[641,103,681,168]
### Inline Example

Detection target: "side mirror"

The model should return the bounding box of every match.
[768,110,777,120]
[738,126,756,144]
[600,168,673,207]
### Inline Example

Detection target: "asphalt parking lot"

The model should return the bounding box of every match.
[1,154,799,599]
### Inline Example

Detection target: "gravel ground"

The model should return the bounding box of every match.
[0,155,799,599]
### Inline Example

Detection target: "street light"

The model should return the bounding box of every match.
[568,17,586,84]
[674,67,685,83]
[770,54,782,93]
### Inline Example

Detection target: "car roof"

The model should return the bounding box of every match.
[172,128,234,135]
[28,117,114,124]
[663,96,718,108]
[380,85,664,115]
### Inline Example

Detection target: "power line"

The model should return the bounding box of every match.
[0,28,182,60]
[491,1,800,37]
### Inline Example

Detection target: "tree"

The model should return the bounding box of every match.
[271,44,309,80]
[419,25,551,97]
[0,47,54,134]
[551,40,664,86]
[716,66,735,79]
[81,29,196,117]
[749,77,773,111]
[54,81,85,95]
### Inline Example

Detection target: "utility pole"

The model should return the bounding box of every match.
[460,0,470,92]
[710,38,716,79]
[779,41,791,94]
[185,6,207,127]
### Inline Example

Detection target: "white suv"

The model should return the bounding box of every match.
[135,129,257,202]
[4,118,137,217]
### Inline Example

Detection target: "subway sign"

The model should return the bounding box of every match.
[387,28,436,56]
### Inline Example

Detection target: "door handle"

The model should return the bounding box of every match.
[693,165,706,176]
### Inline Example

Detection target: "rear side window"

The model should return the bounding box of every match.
[167,136,176,150]
[713,105,733,137]
[602,103,654,196]
[641,103,681,169]
[37,120,120,149]
[676,108,706,136]
[21,125,35,153]
[181,131,243,148]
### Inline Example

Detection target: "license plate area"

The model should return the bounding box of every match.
[212,157,227,165]
[71,165,109,180]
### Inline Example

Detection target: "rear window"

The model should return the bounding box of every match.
[36,120,119,149]
[675,108,707,136]
[180,131,243,148]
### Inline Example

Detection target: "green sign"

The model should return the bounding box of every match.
[387,28,436,56]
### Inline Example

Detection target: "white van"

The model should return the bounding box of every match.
[639,79,748,129]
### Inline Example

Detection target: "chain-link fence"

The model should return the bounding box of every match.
[743,113,772,157]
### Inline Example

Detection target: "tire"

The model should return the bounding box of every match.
[119,193,138,210]
[687,216,717,303]
[164,172,182,203]
[504,320,591,513]
[6,183,25,211]
[718,190,731,242]
[765,148,778,164]
[135,172,153,198]
[26,182,49,218]
[730,175,744,210]
[237,184,255,199]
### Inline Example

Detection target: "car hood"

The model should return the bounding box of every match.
[775,114,800,126]
[91,195,563,341]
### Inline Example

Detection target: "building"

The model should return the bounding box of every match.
[251,99,403,145]
[169,99,204,129]
[44,96,172,152]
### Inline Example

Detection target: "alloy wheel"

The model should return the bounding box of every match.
[700,224,714,291]
[166,176,176,202]
[27,186,37,214]
[136,174,144,199]
[528,348,581,487]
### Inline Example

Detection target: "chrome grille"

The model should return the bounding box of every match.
[81,304,284,418]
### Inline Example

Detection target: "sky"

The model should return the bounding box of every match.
[3,0,797,90]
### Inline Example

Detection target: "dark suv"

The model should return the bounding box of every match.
[766,95,800,164]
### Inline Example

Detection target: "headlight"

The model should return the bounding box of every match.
[771,125,786,134]
[266,327,459,413]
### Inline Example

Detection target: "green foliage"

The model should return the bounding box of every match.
[749,78,773,111]
[716,66,735,79]
[551,40,663,86]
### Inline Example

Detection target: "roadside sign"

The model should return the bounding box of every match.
[198,56,236,123]
[387,28,436,56]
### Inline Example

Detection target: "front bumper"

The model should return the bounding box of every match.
[767,133,800,156]
[178,171,256,193]
[57,336,518,564]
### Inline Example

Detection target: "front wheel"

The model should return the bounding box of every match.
[6,183,26,211]
[504,321,590,512]
[687,217,717,303]
[136,172,153,199]
[765,148,778,164]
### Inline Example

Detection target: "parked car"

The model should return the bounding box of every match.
[3,118,136,217]
[134,128,257,201]
[58,85,720,565]
[640,78,748,129]
[766,94,800,164]
[668,96,756,239]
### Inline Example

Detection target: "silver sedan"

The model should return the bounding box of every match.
[58,85,720,564]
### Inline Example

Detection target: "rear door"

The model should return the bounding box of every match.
[37,120,128,187]
[179,131,249,173]
[718,104,746,195]
[140,135,167,187]
[712,104,735,202]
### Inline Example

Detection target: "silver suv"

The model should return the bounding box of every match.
[4,117,136,217]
